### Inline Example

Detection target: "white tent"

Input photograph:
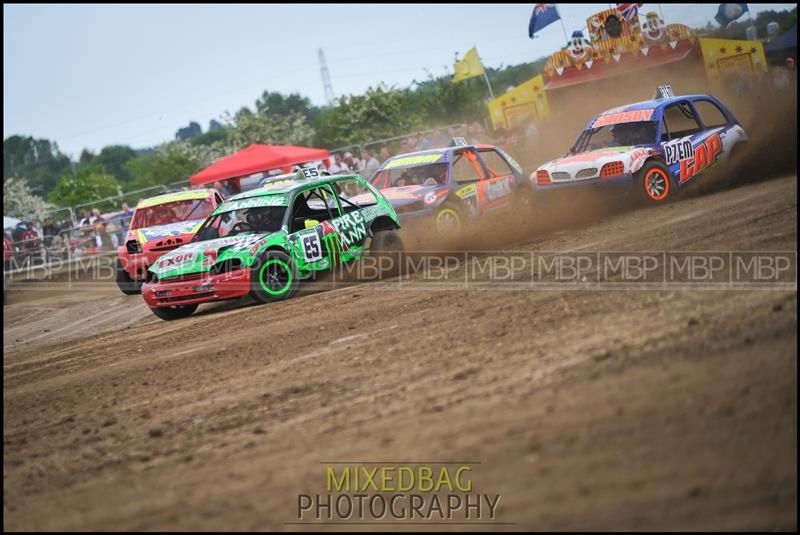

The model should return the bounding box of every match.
[4,216,21,230]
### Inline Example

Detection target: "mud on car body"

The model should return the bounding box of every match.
[141,169,401,320]
[532,86,748,204]
[369,140,532,235]
[116,189,223,295]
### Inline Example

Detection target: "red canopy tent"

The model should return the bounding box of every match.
[190,144,329,186]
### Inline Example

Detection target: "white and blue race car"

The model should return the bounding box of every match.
[533,86,748,204]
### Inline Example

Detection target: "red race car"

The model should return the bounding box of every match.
[116,189,223,294]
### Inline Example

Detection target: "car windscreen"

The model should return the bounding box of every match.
[573,121,658,153]
[371,162,448,189]
[130,198,214,230]
[193,206,286,242]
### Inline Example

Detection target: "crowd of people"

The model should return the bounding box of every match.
[3,202,137,269]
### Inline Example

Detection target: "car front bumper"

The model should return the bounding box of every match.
[142,268,251,308]
[534,174,633,197]
[120,249,177,281]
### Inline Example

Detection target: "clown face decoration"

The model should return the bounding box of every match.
[566,31,594,64]
[641,12,667,45]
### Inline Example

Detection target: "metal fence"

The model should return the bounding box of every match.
[4,122,510,274]
[328,123,468,179]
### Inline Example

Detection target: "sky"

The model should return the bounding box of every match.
[3,3,795,157]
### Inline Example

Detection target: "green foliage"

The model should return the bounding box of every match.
[190,128,229,147]
[225,110,315,149]
[408,77,486,126]
[47,168,121,208]
[256,91,321,126]
[175,121,203,141]
[315,85,423,148]
[488,59,549,92]
[3,177,56,220]
[3,135,72,195]
[90,145,138,182]
[125,149,199,189]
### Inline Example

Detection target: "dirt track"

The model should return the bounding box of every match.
[3,175,797,530]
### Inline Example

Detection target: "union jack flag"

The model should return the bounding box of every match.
[617,3,643,22]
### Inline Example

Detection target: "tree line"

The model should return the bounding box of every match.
[3,59,543,211]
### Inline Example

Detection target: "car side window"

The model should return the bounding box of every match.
[290,185,338,233]
[692,100,729,129]
[661,101,702,141]
[478,149,513,178]
[451,152,482,183]
[333,178,378,213]
[370,170,389,190]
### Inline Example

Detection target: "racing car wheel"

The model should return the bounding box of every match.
[151,304,198,320]
[250,250,299,304]
[634,160,675,204]
[434,202,465,236]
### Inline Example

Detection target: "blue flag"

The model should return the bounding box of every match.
[529,4,560,38]
[715,3,749,27]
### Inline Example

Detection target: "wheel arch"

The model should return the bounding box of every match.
[369,215,400,236]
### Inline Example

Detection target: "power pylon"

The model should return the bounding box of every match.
[318,48,336,106]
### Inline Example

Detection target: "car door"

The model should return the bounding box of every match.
[327,177,372,263]
[288,184,343,271]
[475,148,516,211]
[659,100,721,185]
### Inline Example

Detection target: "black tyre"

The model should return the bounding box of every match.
[370,231,404,278]
[116,258,143,295]
[370,230,404,253]
[151,304,197,321]
[250,250,299,304]
[634,160,675,205]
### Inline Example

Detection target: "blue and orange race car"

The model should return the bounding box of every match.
[532,86,748,204]
[368,140,533,235]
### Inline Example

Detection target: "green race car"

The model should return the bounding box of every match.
[141,169,401,320]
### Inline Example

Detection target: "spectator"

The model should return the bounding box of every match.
[787,56,796,72]
[213,180,233,197]
[12,221,27,243]
[41,217,59,247]
[361,149,380,178]
[329,154,346,174]
[4,231,15,271]
[78,209,96,241]
[20,222,39,256]
[118,202,134,242]
[379,147,391,163]
[343,152,358,172]
[419,135,432,150]
[90,208,109,249]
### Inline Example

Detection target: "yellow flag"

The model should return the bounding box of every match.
[452,47,485,84]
